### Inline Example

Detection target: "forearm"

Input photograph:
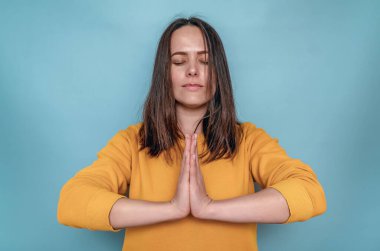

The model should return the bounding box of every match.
[203,188,290,224]
[109,198,182,229]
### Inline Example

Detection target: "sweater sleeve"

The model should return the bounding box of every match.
[57,128,133,232]
[246,122,327,223]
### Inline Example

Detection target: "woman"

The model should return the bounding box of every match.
[57,17,327,251]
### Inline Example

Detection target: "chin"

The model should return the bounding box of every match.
[176,100,209,109]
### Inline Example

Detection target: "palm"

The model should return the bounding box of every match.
[189,134,213,218]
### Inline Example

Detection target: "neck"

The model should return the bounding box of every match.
[176,103,207,135]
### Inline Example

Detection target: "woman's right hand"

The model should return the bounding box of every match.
[170,134,191,218]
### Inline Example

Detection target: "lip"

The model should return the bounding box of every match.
[182,83,203,91]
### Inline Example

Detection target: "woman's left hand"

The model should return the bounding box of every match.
[189,134,213,219]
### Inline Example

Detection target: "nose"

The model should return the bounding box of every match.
[186,61,198,77]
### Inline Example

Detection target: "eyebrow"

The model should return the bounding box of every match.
[170,50,208,57]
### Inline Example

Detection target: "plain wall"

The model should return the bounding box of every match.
[1,0,379,250]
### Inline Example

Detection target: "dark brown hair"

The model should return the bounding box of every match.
[138,16,242,165]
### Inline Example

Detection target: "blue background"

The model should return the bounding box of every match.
[1,0,379,250]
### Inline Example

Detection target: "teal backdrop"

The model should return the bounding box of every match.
[1,0,379,250]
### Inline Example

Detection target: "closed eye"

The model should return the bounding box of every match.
[171,60,208,65]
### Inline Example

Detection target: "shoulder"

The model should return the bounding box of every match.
[122,122,143,135]
[114,122,143,143]
[238,121,275,145]
[239,121,261,137]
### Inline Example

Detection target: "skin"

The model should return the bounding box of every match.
[170,25,215,135]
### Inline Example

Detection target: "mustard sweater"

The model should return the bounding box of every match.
[57,122,327,251]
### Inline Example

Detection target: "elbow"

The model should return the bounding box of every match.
[313,185,327,217]
[302,181,327,222]
[56,182,78,228]
[56,206,66,226]
[56,187,69,226]
[57,194,69,226]
[274,179,327,223]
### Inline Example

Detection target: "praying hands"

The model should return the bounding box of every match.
[170,134,213,219]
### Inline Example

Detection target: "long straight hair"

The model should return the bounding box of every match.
[138,17,242,165]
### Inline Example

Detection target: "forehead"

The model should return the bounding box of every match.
[170,25,207,52]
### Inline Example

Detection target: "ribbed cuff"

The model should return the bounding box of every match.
[269,179,314,223]
[86,189,126,232]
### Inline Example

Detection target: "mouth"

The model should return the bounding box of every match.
[182,83,203,91]
[182,83,204,87]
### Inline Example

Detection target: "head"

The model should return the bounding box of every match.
[170,24,215,112]
[139,17,242,164]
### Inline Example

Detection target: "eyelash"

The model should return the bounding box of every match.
[172,61,208,65]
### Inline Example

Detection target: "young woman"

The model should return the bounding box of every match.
[57,17,327,251]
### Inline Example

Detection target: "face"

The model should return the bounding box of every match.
[170,25,215,110]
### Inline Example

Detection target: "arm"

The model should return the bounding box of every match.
[109,198,183,229]
[57,130,131,232]
[57,127,181,232]
[202,187,290,224]
[249,125,327,224]
[200,123,327,224]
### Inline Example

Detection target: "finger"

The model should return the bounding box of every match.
[180,151,189,175]
[181,134,187,162]
[184,152,190,181]
[181,135,188,160]
[197,165,203,184]
[194,156,201,181]
[180,135,190,176]
[192,134,199,173]
[186,135,192,168]
[182,135,189,167]
[190,154,196,179]
[195,151,202,180]
[192,134,197,156]
[180,154,186,179]
[194,155,203,186]
[189,134,194,156]
[185,134,191,153]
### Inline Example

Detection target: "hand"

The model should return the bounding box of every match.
[170,134,191,218]
[189,134,213,219]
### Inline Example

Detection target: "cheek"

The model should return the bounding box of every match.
[171,68,183,86]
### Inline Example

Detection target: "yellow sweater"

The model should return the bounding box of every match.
[57,122,326,251]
